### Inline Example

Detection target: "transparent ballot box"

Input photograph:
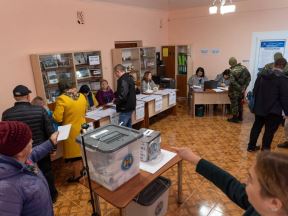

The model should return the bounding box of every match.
[77,124,142,191]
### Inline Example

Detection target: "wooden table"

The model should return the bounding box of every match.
[143,94,177,128]
[191,89,230,116]
[80,146,183,216]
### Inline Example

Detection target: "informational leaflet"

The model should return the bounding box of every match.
[168,91,176,106]
[110,112,119,125]
[88,55,100,65]
[155,96,163,112]
[136,94,149,100]
[135,101,145,120]
[85,107,116,120]
[140,149,177,174]
[257,40,286,71]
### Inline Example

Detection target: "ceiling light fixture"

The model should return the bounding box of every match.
[209,0,236,15]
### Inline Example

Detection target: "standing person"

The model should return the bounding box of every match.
[228,57,251,123]
[278,118,288,148]
[113,64,136,128]
[95,79,115,105]
[1,85,58,202]
[53,79,87,182]
[260,52,288,75]
[187,67,208,87]
[31,96,59,131]
[79,84,99,110]
[174,147,288,216]
[215,69,231,87]
[0,121,59,216]
[141,71,158,93]
[247,58,288,152]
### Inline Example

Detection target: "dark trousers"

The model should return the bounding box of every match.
[248,114,283,150]
[38,155,58,199]
[229,96,242,116]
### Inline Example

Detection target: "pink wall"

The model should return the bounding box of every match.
[0,0,168,115]
[2,0,288,115]
[168,0,288,79]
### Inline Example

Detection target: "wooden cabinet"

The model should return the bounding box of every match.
[161,45,192,97]
[112,47,156,88]
[140,47,157,78]
[30,50,103,103]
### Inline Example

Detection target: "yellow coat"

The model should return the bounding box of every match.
[81,93,99,109]
[53,93,87,159]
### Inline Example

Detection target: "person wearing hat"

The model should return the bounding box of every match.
[228,57,251,123]
[260,52,288,76]
[0,121,58,216]
[1,84,58,202]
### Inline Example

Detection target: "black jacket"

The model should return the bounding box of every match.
[115,73,136,112]
[253,69,288,116]
[197,159,260,216]
[2,102,55,147]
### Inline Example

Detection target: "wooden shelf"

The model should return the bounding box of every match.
[30,50,103,102]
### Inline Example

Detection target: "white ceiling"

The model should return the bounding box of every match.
[89,0,243,10]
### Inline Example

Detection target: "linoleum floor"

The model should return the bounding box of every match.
[52,100,288,216]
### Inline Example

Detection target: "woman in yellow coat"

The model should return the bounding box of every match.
[53,79,87,182]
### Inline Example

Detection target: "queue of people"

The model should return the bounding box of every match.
[1,62,288,216]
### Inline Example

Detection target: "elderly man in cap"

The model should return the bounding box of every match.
[227,57,251,123]
[1,85,58,202]
[0,121,58,216]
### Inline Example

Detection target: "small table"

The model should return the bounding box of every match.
[191,89,230,116]
[80,146,183,216]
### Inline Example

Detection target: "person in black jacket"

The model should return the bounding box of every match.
[1,85,58,202]
[247,58,288,152]
[174,147,288,216]
[113,64,136,128]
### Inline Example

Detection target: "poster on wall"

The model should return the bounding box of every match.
[257,40,286,72]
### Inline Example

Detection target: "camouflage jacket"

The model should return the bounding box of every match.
[229,63,251,94]
[260,62,288,76]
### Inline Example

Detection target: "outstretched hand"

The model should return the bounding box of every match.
[49,131,59,145]
[171,147,201,165]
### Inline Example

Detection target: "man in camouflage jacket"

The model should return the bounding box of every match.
[260,52,288,76]
[228,57,251,123]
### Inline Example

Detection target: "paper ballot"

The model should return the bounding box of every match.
[140,149,176,174]
[57,124,72,141]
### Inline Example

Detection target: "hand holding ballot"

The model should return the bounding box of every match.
[56,124,72,142]
[49,131,59,145]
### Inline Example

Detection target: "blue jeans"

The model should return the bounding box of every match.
[119,111,133,128]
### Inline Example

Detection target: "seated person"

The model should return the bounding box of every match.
[141,71,158,93]
[174,147,288,216]
[79,84,99,109]
[188,67,208,87]
[215,69,231,87]
[95,80,115,105]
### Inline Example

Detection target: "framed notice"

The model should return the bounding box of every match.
[88,55,100,65]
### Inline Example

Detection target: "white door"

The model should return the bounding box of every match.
[248,31,288,91]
